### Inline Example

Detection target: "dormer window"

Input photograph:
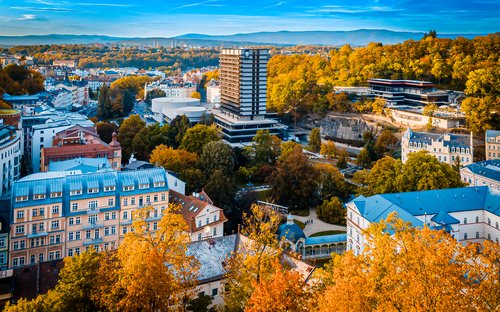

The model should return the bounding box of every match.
[88,188,99,194]
[16,196,28,202]
[50,192,62,198]
[123,186,134,191]
[153,182,165,187]
[34,194,46,200]
[70,190,82,196]
[139,183,149,190]
[104,186,115,192]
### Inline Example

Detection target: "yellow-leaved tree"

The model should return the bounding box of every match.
[97,205,198,312]
[314,213,500,312]
[223,204,282,312]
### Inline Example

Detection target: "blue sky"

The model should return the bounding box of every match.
[1,0,498,37]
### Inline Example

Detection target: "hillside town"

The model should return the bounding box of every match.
[0,29,499,311]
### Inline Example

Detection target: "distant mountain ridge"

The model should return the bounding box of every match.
[0,29,487,47]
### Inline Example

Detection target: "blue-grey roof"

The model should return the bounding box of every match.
[12,168,169,211]
[349,186,500,227]
[486,130,500,138]
[431,209,460,225]
[463,160,500,182]
[305,233,347,245]
[48,157,111,173]
[186,234,238,282]
[406,130,471,149]
[278,222,306,244]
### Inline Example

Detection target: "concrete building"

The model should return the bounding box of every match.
[346,186,500,254]
[151,97,206,123]
[368,78,450,106]
[486,130,500,160]
[401,128,473,166]
[144,82,197,100]
[461,160,500,190]
[0,118,22,198]
[206,79,220,104]
[391,106,464,129]
[214,48,281,143]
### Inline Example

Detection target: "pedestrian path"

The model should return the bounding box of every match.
[292,208,347,237]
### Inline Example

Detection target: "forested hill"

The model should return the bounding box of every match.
[0,29,487,47]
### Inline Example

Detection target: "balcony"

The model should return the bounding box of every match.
[27,231,48,238]
[83,238,103,246]
[87,208,100,214]
[82,222,104,230]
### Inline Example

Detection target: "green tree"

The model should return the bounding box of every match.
[132,123,172,161]
[199,140,235,177]
[169,115,191,148]
[180,168,206,195]
[357,147,373,168]
[308,128,321,152]
[97,84,112,119]
[315,163,348,200]
[96,121,116,144]
[204,169,236,209]
[117,115,146,163]
[269,146,318,210]
[317,197,346,225]
[180,124,219,155]
[375,129,398,156]
[145,88,166,104]
[246,130,282,165]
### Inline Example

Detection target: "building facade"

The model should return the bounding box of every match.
[346,186,500,254]
[461,160,500,190]
[401,128,473,166]
[486,130,500,160]
[368,78,449,106]
[391,106,464,129]
[214,48,281,143]
[0,119,22,198]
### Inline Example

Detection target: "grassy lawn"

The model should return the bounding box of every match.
[294,219,305,230]
[291,209,310,217]
[309,230,346,237]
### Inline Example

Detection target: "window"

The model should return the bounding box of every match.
[496,222,499,229]
[88,214,98,225]
[39,223,44,231]
[16,196,28,202]
[52,206,59,214]
[75,248,81,255]
[488,233,491,240]
[464,218,467,224]
[198,233,202,241]
[464,233,468,240]
[161,193,166,201]
[71,202,78,211]
[122,227,128,235]
[104,213,110,221]
[104,227,110,236]
[111,226,116,235]
[123,211,128,219]
[89,200,98,210]
[49,252,54,260]
[50,192,62,198]
[488,218,491,225]
[68,232,74,241]
[86,230,91,239]
[108,198,114,207]
[206,217,209,225]
[476,231,480,239]
[17,210,24,219]
[32,208,38,217]
[34,194,46,200]
[213,227,217,236]
[70,190,82,196]
[139,183,149,189]
[51,220,59,229]
[16,225,24,234]
[153,222,157,230]
[12,258,18,267]
[475,216,479,223]
[88,188,99,194]
[131,197,136,205]
[154,181,165,187]
[211,288,218,297]
[146,195,151,204]
[39,207,45,216]
[154,195,158,202]
[31,255,36,264]
[123,198,128,206]
[123,185,134,191]
[76,217,81,224]
[0,238,5,248]
[198,220,202,227]
[111,212,116,220]
[104,186,115,192]
[75,231,81,240]
[68,249,74,257]
[13,241,19,250]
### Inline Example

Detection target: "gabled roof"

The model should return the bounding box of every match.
[462,160,500,182]
[431,209,460,225]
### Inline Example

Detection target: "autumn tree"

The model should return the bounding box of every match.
[150,144,198,174]
[117,114,146,163]
[180,124,219,155]
[315,163,348,200]
[269,145,318,210]
[224,204,282,311]
[0,64,44,96]
[190,91,201,99]
[315,213,500,312]
[336,148,349,169]
[357,147,373,168]
[279,141,301,161]
[245,261,311,312]
[374,129,398,156]
[98,205,198,311]
[320,141,337,159]
[316,197,346,225]
[308,128,321,152]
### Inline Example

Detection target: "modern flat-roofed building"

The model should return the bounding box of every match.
[214,48,281,143]
[486,130,500,160]
[461,160,500,190]
[368,78,449,106]
[346,186,500,254]
[401,128,473,166]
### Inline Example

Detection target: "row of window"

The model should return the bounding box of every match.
[12,235,62,250]
[15,220,61,235]
[13,250,62,267]
[197,215,219,228]
[123,193,166,206]
[16,192,62,202]
[16,206,60,219]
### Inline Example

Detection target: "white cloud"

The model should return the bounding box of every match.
[173,0,217,10]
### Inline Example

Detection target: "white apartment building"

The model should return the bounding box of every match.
[461,160,500,190]
[0,122,22,197]
[401,128,473,166]
[346,186,500,255]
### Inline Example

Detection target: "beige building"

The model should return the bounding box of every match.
[9,168,227,268]
[486,130,500,160]
[460,160,500,190]
[401,128,473,166]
